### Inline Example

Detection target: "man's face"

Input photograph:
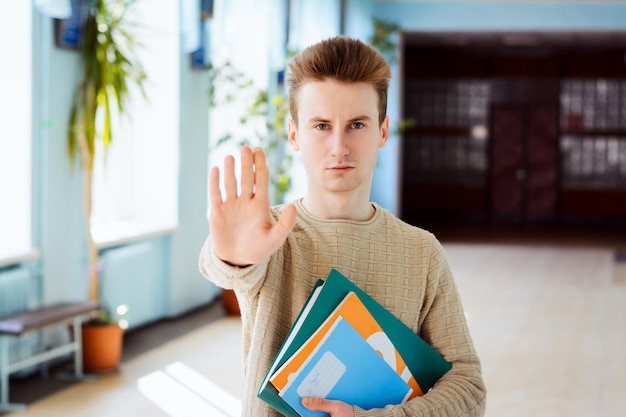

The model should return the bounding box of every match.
[288,79,389,196]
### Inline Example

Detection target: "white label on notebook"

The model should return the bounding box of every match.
[296,351,346,399]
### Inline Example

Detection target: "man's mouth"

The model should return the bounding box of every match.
[327,165,354,172]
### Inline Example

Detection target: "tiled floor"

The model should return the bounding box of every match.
[3,311,243,417]
[446,243,626,417]
[2,239,626,416]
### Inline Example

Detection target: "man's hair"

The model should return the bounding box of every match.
[286,35,392,126]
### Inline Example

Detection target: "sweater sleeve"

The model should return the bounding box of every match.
[354,239,486,417]
[198,236,269,291]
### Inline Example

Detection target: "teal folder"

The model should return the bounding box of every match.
[258,269,452,416]
[258,279,325,417]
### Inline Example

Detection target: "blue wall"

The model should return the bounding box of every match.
[36,14,88,304]
[170,47,216,316]
[373,1,626,31]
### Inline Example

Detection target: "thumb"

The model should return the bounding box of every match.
[270,203,296,242]
[302,397,327,410]
[302,397,355,416]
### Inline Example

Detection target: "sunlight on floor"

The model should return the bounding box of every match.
[138,361,241,417]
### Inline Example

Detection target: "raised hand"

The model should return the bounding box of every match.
[208,146,296,266]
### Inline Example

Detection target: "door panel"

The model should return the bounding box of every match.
[490,105,558,222]
[490,107,524,219]
[526,107,558,218]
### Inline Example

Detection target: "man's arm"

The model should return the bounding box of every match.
[353,239,486,417]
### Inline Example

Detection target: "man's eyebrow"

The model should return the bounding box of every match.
[308,117,331,124]
[348,115,372,122]
[307,115,372,123]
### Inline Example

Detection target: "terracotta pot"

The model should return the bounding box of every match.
[222,289,241,316]
[81,323,124,372]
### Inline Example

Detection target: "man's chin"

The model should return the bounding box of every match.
[324,181,360,193]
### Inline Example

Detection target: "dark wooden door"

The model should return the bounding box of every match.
[491,107,525,219]
[490,105,558,222]
[526,106,559,219]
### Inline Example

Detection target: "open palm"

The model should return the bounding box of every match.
[208,146,296,266]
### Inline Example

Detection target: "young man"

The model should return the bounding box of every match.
[199,36,486,417]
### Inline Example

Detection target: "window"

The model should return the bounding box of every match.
[207,0,272,197]
[560,79,626,189]
[207,0,342,206]
[403,79,491,185]
[0,2,33,263]
[90,0,179,246]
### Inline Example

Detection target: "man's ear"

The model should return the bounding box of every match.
[379,116,390,148]
[288,119,300,151]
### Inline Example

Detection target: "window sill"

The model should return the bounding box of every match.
[93,223,179,250]
[0,248,41,268]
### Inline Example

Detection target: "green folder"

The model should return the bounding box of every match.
[258,268,452,416]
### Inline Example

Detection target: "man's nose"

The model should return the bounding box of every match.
[329,130,349,157]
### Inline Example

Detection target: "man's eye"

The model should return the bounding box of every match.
[351,122,364,129]
[315,124,329,130]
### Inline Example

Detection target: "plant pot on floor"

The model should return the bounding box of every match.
[222,289,241,316]
[81,322,124,373]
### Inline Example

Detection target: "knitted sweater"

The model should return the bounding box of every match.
[199,200,486,417]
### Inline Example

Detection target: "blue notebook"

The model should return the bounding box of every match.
[278,316,412,417]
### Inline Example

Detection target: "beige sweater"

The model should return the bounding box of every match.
[199,200,486,417]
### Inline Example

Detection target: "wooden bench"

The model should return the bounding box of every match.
[0,301,100,411]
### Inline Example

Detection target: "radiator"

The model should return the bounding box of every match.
[0,266,36,372]
[100,241,164,330]
[0,266,29,318]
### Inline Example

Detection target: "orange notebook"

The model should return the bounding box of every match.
[270,291,423,399]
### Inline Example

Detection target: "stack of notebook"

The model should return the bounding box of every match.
[258,269,452,417]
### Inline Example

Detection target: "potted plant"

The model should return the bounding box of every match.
[67,0,146,372]
[80,305,129,372]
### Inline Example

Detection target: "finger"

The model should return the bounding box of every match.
[208,166,223,208]
[240,146,254,198]
[252,148,269,201]
[223,154,238,199]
